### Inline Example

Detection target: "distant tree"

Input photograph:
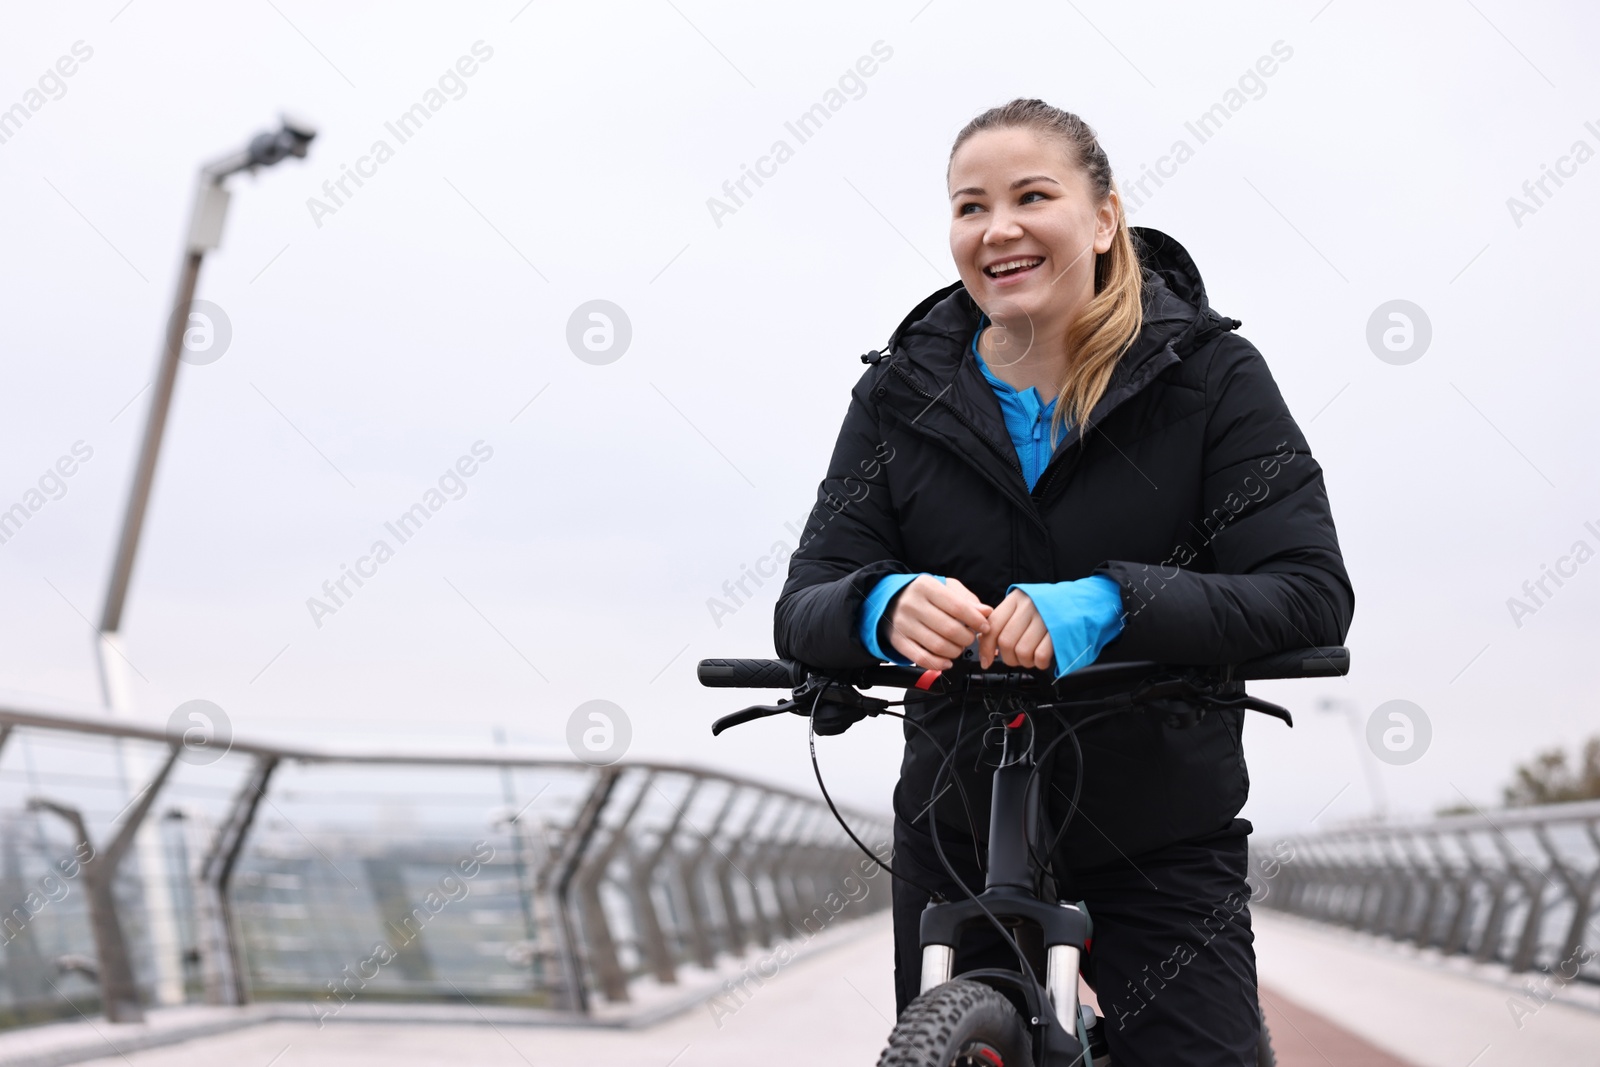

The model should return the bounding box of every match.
[1502,736,1600,807]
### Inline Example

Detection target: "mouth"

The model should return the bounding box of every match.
[982,256,1044,282]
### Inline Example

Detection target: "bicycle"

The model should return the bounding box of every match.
[699,643,1350,1066]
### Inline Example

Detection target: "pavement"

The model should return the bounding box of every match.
[3,910,1596,1066]
[57,922,902,1067]
[1254,911,1600,1067]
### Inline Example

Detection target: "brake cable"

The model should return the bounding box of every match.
[804,681,1043,988]
[805,687,989,903]
[1021,675,1269,871]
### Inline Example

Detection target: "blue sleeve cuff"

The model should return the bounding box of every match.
[858,573,943,663]
[1007,575,1125,679]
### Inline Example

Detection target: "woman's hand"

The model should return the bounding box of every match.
[885,576,992,671]
[978,589,1054,671]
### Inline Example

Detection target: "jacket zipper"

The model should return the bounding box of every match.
[1032,432,1083,500]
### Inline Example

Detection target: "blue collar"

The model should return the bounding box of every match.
[971,314,1057,414]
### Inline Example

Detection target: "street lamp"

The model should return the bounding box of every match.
[92,116,314,1021]
[99,114,316,637]
[1316,695,1389,823]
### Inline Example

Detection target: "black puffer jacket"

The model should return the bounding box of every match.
[773,227,1354,867]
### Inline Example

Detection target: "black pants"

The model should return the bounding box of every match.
[891,811,1261,1066]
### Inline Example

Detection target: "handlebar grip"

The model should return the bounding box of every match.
[697,658,807,689]
[1234,646,1349,680]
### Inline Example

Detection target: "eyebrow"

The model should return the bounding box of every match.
[950,174,1062,200]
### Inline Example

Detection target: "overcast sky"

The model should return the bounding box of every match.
[1,0,1596,837]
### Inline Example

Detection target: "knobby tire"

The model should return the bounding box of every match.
[877,979,1033,1067]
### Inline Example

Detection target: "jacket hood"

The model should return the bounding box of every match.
[881,226,1241,379]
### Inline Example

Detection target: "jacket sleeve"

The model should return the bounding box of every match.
[774,374,911,668]
[1093,336,1355,664]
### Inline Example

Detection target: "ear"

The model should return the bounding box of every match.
[1094,191,1120,254]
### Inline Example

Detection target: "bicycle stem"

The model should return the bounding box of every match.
[985,713,1041,892]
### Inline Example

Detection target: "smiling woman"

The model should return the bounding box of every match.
[773,96,1353,1065]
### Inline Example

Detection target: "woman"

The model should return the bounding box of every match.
[772,99,1353,1064]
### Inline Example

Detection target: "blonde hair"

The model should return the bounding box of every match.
[949,99,1143,440]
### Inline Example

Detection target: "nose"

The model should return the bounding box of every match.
[982,203,1025,245]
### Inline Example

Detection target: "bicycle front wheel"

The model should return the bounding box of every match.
[877,979,1034,1067]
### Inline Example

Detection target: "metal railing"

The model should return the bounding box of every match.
[0,702,891,1027]
[1249,799,1600,980]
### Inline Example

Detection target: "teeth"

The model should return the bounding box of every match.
[988,257,1043,276]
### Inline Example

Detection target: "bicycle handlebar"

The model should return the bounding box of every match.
[696,646,1349,693]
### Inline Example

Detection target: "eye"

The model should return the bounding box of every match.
[1020,190,1048,204]
[957,201,984,216]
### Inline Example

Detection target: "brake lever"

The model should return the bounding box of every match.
[1179,680,1296,728]
[711,676,893,737]
[1230,695,1294,727]
[711,699,803,736]
[1111,676,1295,729]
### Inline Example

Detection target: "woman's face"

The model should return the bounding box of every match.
[948,127,1118,340]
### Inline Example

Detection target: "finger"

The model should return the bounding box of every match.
[987,594,1018,626]
[1012,616,1051,671]
[979,596,1019,667]
[885,611,955,669]
[888,632,949,672]
[977,598,1010,666]
[895,617,969,663]
[997,603,1036,667]
[897,591,976,652]
[1035,633,1055,673]
[996,587,1033,623]
[932,578,992,634]
[991,591,1029,666]
[908,601,979,652]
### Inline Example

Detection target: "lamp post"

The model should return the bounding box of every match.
[1317,695,1389,823]
[100,115,316,635]
[94,117,315,1016]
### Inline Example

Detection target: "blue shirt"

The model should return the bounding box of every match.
[969,315,1064,490]
[856,321,1125,678]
